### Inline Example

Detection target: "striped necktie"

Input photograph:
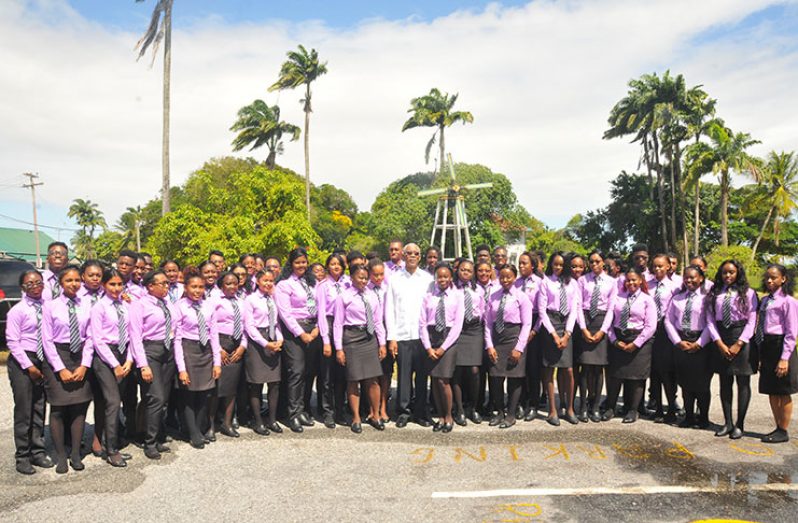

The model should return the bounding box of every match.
[168,284,179,303]
[334,281,342,295]
[722,291,733,328]
[265,294,276,340]
[681,292,695,331]
[113,301,128,354]
[192,302,210,346]
[67,299,81,353]
[558,279,568,316]
[157,298,172,349]
[373,286,382,306]
[51,278,61,300]
[299,279,317,316]
[754,295,772,345]
[619,293,637,330]
[33,301,44,361]
[230,297,243,340]
[464,288,474,322]
[495,292,508,333]
[589,276,601,319]
[361,291,375,335]
[435,291,447,332]
[654,282,664,320]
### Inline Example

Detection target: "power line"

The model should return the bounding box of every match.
[0,211,79,232]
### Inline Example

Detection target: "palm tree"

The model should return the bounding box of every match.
[402,88,474,174]
[230,100,301,169]
[268,45,328,221]
[682,94,718,255]
[749,151,798,259]
[68,198,107,258]
[135,0,173,216]
[117,206,144,251]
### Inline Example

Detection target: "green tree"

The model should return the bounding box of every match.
[401,88,474,173]
[68,198,107,259]
[268,45,328,221]
[230,100,300,168]
[135,0,173,216]
[749,151,798,260]
[117,205,144,251]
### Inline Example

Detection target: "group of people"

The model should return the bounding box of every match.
[5,239,797,477]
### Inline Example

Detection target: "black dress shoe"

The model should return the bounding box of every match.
[678,416,696,428]
[31,455,54,468]
[323,415,336,429]
[715,424,734,437]
[499,418,516,429]
[600,410,615,422]
[204,430,216,442]
[730,427,744,440]
[762,429,789,443]
[351,422,362,434]
[415,418,432,428]
[454,413,467,426]
[589,410,601,423]
[432,421,443,432]
[155,443,171,453]
[190,439,205,449]
[577,410,589,423]
[266,422,283,434]
[515,405,525,420]
[298,412,315,427]
[55,458,68,474]
[287,418,304,433]
[366,418,385,431]
[107,452,127,468]
[442,422,453,433]
[70,457,85,471]
[653,411,665,424]
[16,461,35,475]
[468,410,482,424]
[564,413,579,425]
[664,410,677,424]
[622,411,638,424]
[220,426,240,438]
[144,447,161,460]
[546,416,560,427]
[232,417,239,429]
[253,424,270,436]
[92,448,106,459]
[395,414,410,428]
[523,408,537,422]
[697,417,711,430]
[489,413,504,427]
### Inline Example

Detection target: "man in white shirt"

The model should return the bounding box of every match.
[385,242,434,427]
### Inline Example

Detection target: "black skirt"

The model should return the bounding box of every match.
[672,330,711,392]
[217,334,244,397]
[577,311,608,365]
[180,339,215,392]
[651,321,675,375]
[758,335,798,395]
[710,322,758,376]
[454,320,484,367]
[541,311,573,368]
[42,343,93,406]
[342,327,382,382]
[245,328,281,384]
[488,323,526,378]
[428,327,457,379]
[608,328,652,380]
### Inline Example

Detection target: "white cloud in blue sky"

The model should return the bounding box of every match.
[0,0,796,243]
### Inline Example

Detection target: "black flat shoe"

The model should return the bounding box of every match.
[442,422,453,433]
[323,415,336,429]
[298,412,315,427]
[577,410,589,423]
[499,418,516,429]
[204,430,216,443]
[155,443,171,453]
[253,424,270,436]
[564,414,579,425]
[762,429,789,444]
[414,418,432,428]
[664,410,677,424]
[55,458,68,474]
[190,439,205,449]
[366,418,385,431]
[546,416,560,427]
[589,411,601,423]
[287,418,304,433]
[469,410,483,424]
[454,413,467,426]
[622,412,638,424]
[267,422,283,434]
[524,408,537,422]
[70,457,85,471]
[92,448,106,459]
[106,452,127,468]
[729,427,744,440]
[600,410,615,422]
[31,455,54,468]
[432,421,443,432]
[15,462,35,475]
[715,425,734,437]
[515,405,525,420]
[395,415,409,428]
[678,416,696,428]
[653,411,665,424]
[350,422,362,434]
[697,418,711,430]
[144,447,161,460]
[489,413,504,427]
[219,426,240,438]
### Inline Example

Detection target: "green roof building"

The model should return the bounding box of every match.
[0,226,59,266]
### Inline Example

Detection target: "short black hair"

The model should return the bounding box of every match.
[118,249,138,261]
[209,250,225,258]
[47,241,68,253]
[631,243,649,254]
[346,250,365,264]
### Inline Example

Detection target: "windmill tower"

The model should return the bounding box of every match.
[418,154,492,261]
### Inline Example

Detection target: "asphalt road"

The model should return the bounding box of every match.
[1,366,796,522]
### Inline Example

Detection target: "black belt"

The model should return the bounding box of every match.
[464,319,482,327]
[547,311,566,321]
[344,324,369,332]
[296,319,317,327]
[614,328,641,338]
[678,329,702,340]
[720,320,747,329]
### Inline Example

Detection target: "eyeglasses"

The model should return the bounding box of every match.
[149,281,170,287]
[48,251,67,258]
[405,251,421,256]
[22,281,44,289]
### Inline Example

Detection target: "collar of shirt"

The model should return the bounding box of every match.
[23,295,42,307]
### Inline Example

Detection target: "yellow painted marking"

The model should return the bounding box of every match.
[664,441,695,461]
[728,442,775,457]
[543,443,570,461]
[575,444,607,460]
[410,447,435,464]
[454,447,487,463]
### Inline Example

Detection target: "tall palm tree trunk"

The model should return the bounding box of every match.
[304,84,311,222]
[720,171,729,247]
[439,125,446,175]
[674,143,688,266]
[135,222,141,251]
[668,148,678,250]
[643,137,655,202]
[653,135,669,250]
[161,1,172,216]
[693,182,700,255]
[751,205,775,260]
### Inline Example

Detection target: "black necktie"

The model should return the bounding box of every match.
[157,299,172,349]
[495,292,508,333]
[33,301,44,360]
[113,301,128,354]
[464,288,474,322]
[193,302,209,346]
[68,299,81,353]
[435,291,446,332]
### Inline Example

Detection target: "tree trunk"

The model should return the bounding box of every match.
[266,150,276,169]
[643,137,655,202]
[135,222,141,252]
[161,1,172,216]
[720,170,729,247]
[674,142,688,266]
[653,134,669,251]
[439,125,446,175]
[693,181,700,256]
[304,83,311,222]
[751,205,775,260]
[668,146,678,251]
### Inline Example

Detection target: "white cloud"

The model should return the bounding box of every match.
[0,0,796,233]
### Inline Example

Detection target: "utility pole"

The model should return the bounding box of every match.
[22,173,44,268]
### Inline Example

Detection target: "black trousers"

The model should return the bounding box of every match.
[395,339,430,420]
[138,341,176,449]
[281,322,321,419]
[91,352,134,453]
[318,317,346,418]
[8,354,47,463]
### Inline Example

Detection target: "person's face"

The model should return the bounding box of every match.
[256,271,276,295]
[721,263,738,287]
[570,258,585,279]
[765,267,786,294]
[458,262,474,283]
[476,250,491,264]
[265,259,281,277]
[47,245,68,271]
[21,273,44,300]
[607,259,619,276]
[652,256,669,281]
[436,267,452,291]
[684,269,704,292]
[147,273,169,299]
[312,265,326,282]
[143,256,154,273]
[632,251,649,270]
[493,249,508,267]
[588,254,604,275]
[518,255,533,277]
[499,268,515,290]
[352,269,369,291]
[551,255,564,277]
[328,258,343,278]
[291,255,308,277]
[163,262,179,284]
[388,242,403,263]
[133,259,146,283]
[232,267,248,286]
[426,250,439,267]
[370,265,385,287]
[668,257,678,275]
[210,254,226,273]
[82,265,103,291]
[254,258,265,271]
[201,264,218,286]
[349,257,365,268]
[117,256,136,279]
[404,246,421,271]
[624,272,642,294]
[476,264,492,284]
[177,271,184,284]
[60,270,82,298]
[221,274,239,298]
[690,257,706,271]
[104,276,125,300]
[241,256,256,275]
[186,277,205,301]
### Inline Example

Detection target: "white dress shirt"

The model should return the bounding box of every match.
[385,267,434,341]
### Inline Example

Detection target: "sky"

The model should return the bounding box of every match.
[1,0,797,245]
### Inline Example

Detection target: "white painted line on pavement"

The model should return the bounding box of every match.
[432,483,798,498]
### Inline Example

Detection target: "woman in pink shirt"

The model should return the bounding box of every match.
[475,260,496,416]
[515,252,543,423]
[756,263,798,444]
[647,253,680,423]
[89,268,134,467]
[40,265,94,473]
[452,260,486,425]
[160,259,183,303]
[78,260,104,304]
[317,253,349,428]
[334,264,387,433]
[367,258,391,423]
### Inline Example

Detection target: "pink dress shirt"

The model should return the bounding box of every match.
[758,288,798,360]
[173,297,222,373]
[41,294,94,372]
[418,287,464,351]
[484,286,532,353]
[128,293,176,368]
[606,289,657,347]
[537,275,580,334]
[705,287,758,344]
[6,295,43,369]
[664,289,711,346]
[576,272,617,330]
[244,291,284,348]
[90,295,133,368]
[317,276,350,344]
[274,274,319,337]
[333,286,387,349]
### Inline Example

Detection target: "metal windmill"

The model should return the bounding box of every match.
[418,154,492,261]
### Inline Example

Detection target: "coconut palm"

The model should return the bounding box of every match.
[268,45,328,221]
[682,94,718,255]
[135,0,173,216]
[68,198,107,259]
[402,88,474,174]
[230,100,301,169]
[749,151,798,259]
[117,205,144,251]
